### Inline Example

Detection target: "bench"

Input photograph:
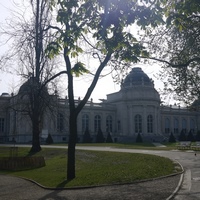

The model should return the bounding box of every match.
[177,141,191,150]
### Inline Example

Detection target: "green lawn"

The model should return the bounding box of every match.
[0,146,181,188]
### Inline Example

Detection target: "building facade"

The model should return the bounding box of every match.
[0,67,199,143]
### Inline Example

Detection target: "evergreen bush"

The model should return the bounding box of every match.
[96,128,105,143]
[195,130,200,141]
[46,134,53,144]
[187,130,196,142]
[179,130,187,141]
[168,132,176,143]
[106,132,113,143]
[136,133,143,143]
[83,127,92,143]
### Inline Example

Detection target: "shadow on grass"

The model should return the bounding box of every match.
[27,151,37,156]
[56,179,72,188]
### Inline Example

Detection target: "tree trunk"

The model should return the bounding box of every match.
[30,93,41,153]
[30,116,41,153]
[67,114,77,180]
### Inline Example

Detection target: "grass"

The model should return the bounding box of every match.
[0,146,181,188]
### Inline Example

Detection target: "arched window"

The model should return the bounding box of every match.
[174,118,179,134]
[106,115,112,133]
[82,114,89,132]
[147,115,153,133]
[135,114,142,133]
[94,115,101,132]
[57,113,64,132]
[165,118,170,134]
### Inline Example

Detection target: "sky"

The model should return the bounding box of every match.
[0,0,169,104]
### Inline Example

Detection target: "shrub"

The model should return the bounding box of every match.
[187,130,196,142]
[96,128,105,143]
[168,132,176,143]
[46,134,53,144]
[196,130,200,141]
[106,132,113,143]
[83,128,92,143]
[179,130,187,141]
[136,133,143,143]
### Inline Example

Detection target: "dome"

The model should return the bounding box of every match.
[122,67,154,88]
[18,77,48,96]
[18,77,37,95]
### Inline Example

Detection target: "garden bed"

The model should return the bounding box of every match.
[0,156,45,171]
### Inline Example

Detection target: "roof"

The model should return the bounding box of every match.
[122,67,154,88]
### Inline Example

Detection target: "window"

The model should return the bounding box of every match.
[57,113,64,132]
[147,115,153,133]
[0,118,5,133]
[106,115,112,133]
[82,114,89,132]
[94,115,101,132]
[165,118,170,134]
[174,118,179,134]
[135,114,142,133]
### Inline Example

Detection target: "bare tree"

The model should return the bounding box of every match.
[0,0,64,152]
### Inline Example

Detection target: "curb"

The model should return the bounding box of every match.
[166,160,184,200]
[10,169,184,191]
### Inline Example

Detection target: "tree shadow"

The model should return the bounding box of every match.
[56,179,72,188]
[26,151,38,156]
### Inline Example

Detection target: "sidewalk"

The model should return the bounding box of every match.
[0,173,181,200]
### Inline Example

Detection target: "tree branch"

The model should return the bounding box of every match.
[140,56,200,68]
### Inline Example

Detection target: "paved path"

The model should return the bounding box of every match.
[0,174,180,200]
[0,144,200,199]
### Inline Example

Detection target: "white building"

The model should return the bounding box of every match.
[0,67,198,143]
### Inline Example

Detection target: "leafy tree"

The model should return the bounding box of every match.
[48,0,164,180]
[144,0,200,105]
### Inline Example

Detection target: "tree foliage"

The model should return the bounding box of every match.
[145,0,200,105]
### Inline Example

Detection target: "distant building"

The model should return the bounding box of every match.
[0,67,199,143]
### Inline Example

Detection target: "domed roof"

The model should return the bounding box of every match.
[18,77,48,96]
[122,67,154,88]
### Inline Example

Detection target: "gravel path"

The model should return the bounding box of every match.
[0,174,181,200]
